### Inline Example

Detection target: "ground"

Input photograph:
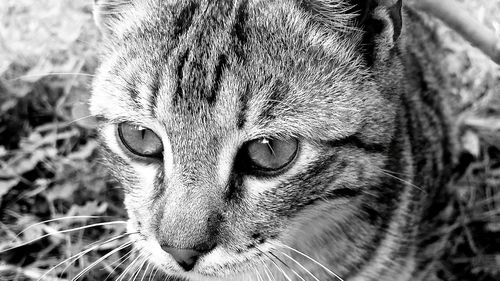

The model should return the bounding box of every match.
[0,0,499,280]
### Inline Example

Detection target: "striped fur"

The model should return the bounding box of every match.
[90,1,456,280]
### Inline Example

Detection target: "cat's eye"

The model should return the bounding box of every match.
[245,137,298,173]
[117,123,163,158]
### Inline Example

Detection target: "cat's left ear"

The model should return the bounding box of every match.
[93,0,132,37]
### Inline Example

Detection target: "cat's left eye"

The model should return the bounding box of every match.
[117,123,163,158]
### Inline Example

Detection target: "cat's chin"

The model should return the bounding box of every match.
[152,255,260,281]
[170,270,257,281]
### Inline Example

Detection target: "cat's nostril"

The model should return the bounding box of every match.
[161,245,213,271]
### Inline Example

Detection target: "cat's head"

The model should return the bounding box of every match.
[91,0,405,279]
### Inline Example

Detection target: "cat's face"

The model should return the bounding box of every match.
[91,0,403,279]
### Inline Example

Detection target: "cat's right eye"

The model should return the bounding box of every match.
[242,137,299,175]
[117,123,163,158]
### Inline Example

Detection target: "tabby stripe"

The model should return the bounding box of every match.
[273,153,360,218]
[149,68,162,117]
[125,73,140,102]
[258,80,289,121]
[233,0,250,128]
[237,84,250,129]
[232,0,249,60]
[343,120,408,278]
[209,54,228,105]
[329,135,387,153]
[173,49,190,105]
[173,1,198,37]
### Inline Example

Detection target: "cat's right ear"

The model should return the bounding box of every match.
[93,0,132,37]
[302,0,403,66]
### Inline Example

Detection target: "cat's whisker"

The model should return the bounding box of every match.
[148,267,156,281]
[37,232,136,281]
[106,247,135,269]
[96,11,127,16]
[104,248,135,281]
[131,255,149,281]
[270,241,344,281]
[71,241,133,281]
[257,248,292,281]
[116,252,144,281]
[8,72,95,81]
[1,220,128,253]
[14,216,107,239]
[149,266,160,281]
[379,169,427,193]
[259,256,277,281]
[59,234,127,277]
[254,265,265,281]
[269,251,306,281]
[61,237,133,278]
[273,248,321,281]
[66,114,99,126]
[139,259,152,281]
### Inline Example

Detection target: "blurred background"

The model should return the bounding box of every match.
[0,0,499,280]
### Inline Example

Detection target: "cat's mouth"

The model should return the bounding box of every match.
[131,232,269,280]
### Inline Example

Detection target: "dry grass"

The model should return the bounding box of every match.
[0,0,499,280]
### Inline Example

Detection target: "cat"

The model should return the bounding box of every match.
[89,0,457,280]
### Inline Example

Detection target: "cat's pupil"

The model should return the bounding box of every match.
[246,137,298,172]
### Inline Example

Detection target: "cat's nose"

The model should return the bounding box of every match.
[161,245,212,271]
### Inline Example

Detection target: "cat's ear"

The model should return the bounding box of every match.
[302,0,403,65]
[93,0,132,37]
[351,0,403,64]
[350,0,403,40]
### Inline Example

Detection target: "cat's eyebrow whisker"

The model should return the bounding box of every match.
[14,216,108,239]
[1,221,128,253]
[379,169,427,193]
[270,241,344,281]
[37,232,136,281]
[8,72,95,81]
[272,248,321,281]
[71,241,133,281]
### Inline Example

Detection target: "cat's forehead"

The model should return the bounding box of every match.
[92,0,370,140]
